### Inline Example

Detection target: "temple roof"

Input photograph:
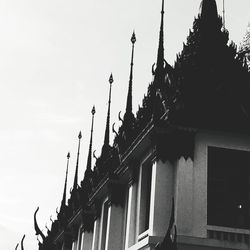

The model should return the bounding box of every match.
[199,0,218,21]
[169,0,250,133]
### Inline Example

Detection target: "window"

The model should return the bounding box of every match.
[79,229,93,250]
[125,182,138,248]
[99,200,109,250]
[71,241,77,250]
[207,147,250,229]
[138,162,152,236]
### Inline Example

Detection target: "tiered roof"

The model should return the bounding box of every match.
[33,0,250,249]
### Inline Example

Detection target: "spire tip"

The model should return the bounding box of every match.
[131,31,136,44]
[92,106,96,115]
[78,131,82,139]
[109,73,113,84]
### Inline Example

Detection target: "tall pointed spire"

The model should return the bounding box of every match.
[86,106,96,171]
[156,0,165,73]
[102,74,113,156]
[73,131,82,190]
[61,152,70,209]
[222,0,225,29]
[200,0,218,21]
[125,32,136,115]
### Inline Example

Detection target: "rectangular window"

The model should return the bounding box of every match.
[139,162,152,235]
[100,200,109,250]
[122,188,129,250]
[207,147,250,229]
[125,183,138,248]
[71,241,77,250]
[80,231,84,250]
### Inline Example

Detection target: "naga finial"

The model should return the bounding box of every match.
[93,150,98,161]
[34,207,46,243]
[118,111,124,123]
[21,235,25,250]
[112,123,119,137]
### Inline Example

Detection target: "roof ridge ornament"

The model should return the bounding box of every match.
[61,152,70,210]
[200,0,218,21]
[86,106,96,172]
[34,207,46,243]
[222,0,225,30]
[102,74,113,157]
[125,31,136,116]
[155,0,165,76]
[73,132,82,190]
[21,235,25,250]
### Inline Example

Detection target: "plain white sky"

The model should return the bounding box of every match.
[0,0,249,249]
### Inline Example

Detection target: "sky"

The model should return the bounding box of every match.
[0,0,249,249]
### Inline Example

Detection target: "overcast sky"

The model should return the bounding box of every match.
[0,0,249,249]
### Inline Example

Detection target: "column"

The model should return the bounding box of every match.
[81,231,93,250]
[105,204,124,250]
[150,160,174,237]
[92,219,101,250]
[125,183,138,248]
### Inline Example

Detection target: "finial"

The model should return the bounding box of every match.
[125,31,136,117]
[155,0,165,74]
[15,243,19,250]
[112,123,119,137]
[93,150,98,161]
[161,0,164,14]
[118,111,124,123]
[34,207,46,243]
[102,74,113,156]
[78,131,82,140]
[131,31,136,44]
[21,235,25,250]
[73,132,82,190]
[86,106,96,171]
[109,73,113,84]
[200,0,218,20]
[222,0,225,29]
[92,105,96,115]
[61,152,70,209]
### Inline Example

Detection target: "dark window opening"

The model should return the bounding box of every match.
[139,163,152,234]
[207,147,250,229]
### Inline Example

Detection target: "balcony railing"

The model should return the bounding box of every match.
[207,225,250,245]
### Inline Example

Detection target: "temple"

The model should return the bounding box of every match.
[33,0,250,249]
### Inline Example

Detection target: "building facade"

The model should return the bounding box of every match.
[34,0,250,250]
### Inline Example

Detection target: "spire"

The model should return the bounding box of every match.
[156,0,165,73]
[102,74,113,156]
[86,106,96,171]
[61,152,70,209]
[125,31,136,115]
[73,131,82,190]
[222,0,225,29]
[200,0,218,21]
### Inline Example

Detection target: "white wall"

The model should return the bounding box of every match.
[192,131,250,237]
